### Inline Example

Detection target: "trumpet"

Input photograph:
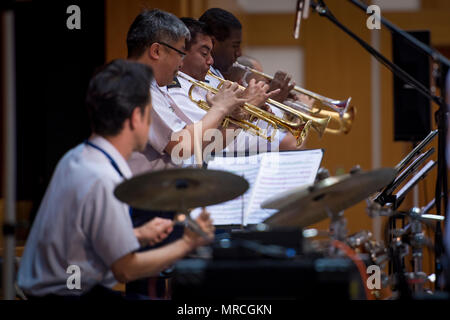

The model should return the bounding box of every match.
[177,73,313,146]
[207,70,331,138]
[284,99,356,135]
[233,61,354,118]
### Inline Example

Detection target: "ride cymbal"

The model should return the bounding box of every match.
[114,168,249,211]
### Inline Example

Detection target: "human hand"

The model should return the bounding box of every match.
[182,208,215,250]
[134,217,173,247]
[243,79,280,108]
[206,81,246,116]
[269,71,295,103]
[293,93,315,109]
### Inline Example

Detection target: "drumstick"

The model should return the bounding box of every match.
[173,211,213,241]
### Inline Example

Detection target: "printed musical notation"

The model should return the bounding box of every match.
[206,150,323,226]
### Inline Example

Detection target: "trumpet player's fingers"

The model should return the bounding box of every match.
[260,81,270,93]
[221,80,232,88]
[230,81,243,94]
[269,71,295,103]
[243,79,274,107]
[231,108,252,121]
[280,73,294,90]
[297,93,315,108]
[205,91,214,105]
[260,104,273,113]
[287,80,296,93]
[266,88,281,100]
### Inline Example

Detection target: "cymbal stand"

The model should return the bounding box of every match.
[326,207,348,256]
[389,206,444,296]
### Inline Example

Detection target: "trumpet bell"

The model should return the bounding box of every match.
[314,105,356,135]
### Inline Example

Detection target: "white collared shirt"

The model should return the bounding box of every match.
[168,71,208,123]
[205,65,224,90]
[148,79,187,154]
[128,79,188,175]
[17,136,140,296]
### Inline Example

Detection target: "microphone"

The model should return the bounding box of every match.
[293,0,310,39]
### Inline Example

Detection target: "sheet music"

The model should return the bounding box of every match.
[245,150,323,225]
[206,150,323,226]
[206,154,261,225]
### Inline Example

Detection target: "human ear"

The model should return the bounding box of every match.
[129,107,142,130]
[148,43,160,60]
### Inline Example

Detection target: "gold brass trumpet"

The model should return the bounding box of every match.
[284,99,356,135]
[207,70,331,138]
[233,61,355,123]
[177,73,313,146]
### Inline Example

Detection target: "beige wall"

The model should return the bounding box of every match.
[104,0,450,278]
[105,0,209,61]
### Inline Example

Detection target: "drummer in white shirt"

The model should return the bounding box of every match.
[16,59,214,300]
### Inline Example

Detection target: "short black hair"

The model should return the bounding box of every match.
[126,9,190,59]
[180,17,213,50]
[199,8,242,42]
[86,59,153,136]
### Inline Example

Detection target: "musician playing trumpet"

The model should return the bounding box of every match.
[166,18,282,160]
[199,8,308,151]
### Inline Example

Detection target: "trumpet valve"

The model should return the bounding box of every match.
[295,120,312,147]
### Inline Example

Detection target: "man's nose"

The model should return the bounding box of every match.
[236,47,242,58]
[207,54,214,66]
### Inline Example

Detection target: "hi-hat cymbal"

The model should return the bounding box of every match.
[262,168,396,228]
[114,168,249,212]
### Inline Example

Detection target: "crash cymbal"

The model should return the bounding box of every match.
[262,168,396,228]
[114,168,249,212]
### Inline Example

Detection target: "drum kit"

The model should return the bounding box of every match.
[114,152,444,299]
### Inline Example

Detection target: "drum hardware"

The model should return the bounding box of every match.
[315,167,330,182]
[366,200,394,218]
[212,225,304,260]
[383,204,445,297]
[394,130,438,175]
[373,130,438,208]
[374,148,435,207]
[362,131,441,297]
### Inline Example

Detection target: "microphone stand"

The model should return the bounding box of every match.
[309,0,449,291]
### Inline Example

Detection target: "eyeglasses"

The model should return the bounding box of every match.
[158,41,186,59]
